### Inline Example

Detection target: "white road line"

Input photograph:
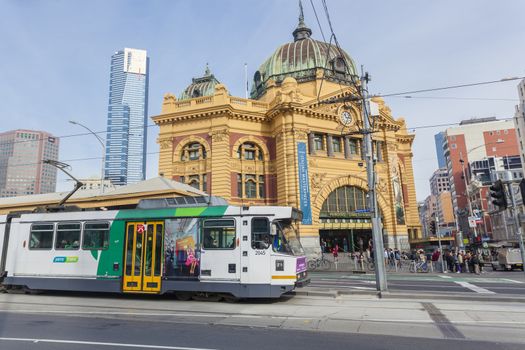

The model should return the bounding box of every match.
[502,278,525,284]
[0,337,215,350]
[438,275,452,278]
[454,281,495,294]
[350,286,376,290]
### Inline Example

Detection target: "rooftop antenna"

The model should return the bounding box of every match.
[43,159,84,208]
[244,63,248,99]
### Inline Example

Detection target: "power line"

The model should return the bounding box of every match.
[391,95,518,102]
[0,123,159,147]
[377,77,524,98]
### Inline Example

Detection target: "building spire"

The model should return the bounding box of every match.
[204,63,211,76]
[293,0,312,41]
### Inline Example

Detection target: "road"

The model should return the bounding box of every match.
[0,312,522,350]
[0,288,524,349]
[307,270,525,297]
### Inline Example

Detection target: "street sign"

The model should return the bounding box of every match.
[468,216,477,228]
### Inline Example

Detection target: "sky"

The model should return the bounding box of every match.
[1,0,524,201]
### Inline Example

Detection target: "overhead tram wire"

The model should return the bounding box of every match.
[0,122,160,147]
[390,95,518,102]
[1,76,520,149]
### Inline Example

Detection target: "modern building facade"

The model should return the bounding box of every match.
[104,48,149,186]
[430,168,450,196]
[434,132,446,168]
[153,9,422,255]
[442,118,519,242]
[0,130,59,197]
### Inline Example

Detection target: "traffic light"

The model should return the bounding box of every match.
[429,220,436,235]
[489,179,507,210]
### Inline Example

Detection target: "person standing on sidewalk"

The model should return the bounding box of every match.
[472,253,481,274]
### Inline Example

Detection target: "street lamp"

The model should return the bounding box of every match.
[69,120,106,194]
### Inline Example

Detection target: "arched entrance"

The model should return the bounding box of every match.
[319,185,381,253]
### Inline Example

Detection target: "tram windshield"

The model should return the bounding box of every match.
[272,219,305,256]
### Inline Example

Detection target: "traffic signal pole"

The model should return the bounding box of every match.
[506,182,525,277]
[360,68,388,293]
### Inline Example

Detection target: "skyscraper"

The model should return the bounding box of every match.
[104,48,149,186]
[0,130,59,197]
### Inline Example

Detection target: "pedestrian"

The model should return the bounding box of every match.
[457,252,463,273]
[332,244,339,267]
[472,254,480,274]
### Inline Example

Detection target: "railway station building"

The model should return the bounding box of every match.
[153,11,422,255]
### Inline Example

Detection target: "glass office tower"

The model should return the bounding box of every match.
[104,48,149,186]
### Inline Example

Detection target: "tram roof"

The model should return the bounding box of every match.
[0,177,206,214]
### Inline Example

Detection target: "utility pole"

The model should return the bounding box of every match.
[434,201,446,273]
[506,181,525,277]
[360,67,388,293]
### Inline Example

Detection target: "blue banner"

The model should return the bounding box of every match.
[297,142,312,224]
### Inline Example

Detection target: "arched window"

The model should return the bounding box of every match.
[237,142,264,161]
[181,142,207,161]
[321,186,368,215]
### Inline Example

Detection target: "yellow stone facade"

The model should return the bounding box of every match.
[152,10,421,254]
[153,74,421,253]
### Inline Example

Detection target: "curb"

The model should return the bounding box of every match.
[293,288,525,303]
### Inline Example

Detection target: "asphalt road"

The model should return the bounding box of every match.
[307,270,525,296]
[0,312,522,350]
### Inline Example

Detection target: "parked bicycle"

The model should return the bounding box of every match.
[409,260,428,273]
[308,255,332,271]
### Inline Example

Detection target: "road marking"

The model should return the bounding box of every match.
[421,302,465,339]
[454,281,495,294]
[350,286,376,290]
[502,278,524,284]
[0,337,215,350]
[438,275,452,278]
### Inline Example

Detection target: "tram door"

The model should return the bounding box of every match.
[123,222,163,293]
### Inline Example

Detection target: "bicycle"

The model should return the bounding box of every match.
[307,255,332,271]
[409,260,429,273]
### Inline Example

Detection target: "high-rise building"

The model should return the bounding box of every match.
[0,130,59,197]
[434,132,446,168]
[104,48,149,186]
[429,168,450,196]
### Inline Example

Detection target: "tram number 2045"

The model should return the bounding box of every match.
[255,250,266,255]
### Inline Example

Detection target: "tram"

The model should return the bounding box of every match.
[0,196,309,299]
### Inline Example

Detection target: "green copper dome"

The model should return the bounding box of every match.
[180,65,221,100]
[251,3,358,99]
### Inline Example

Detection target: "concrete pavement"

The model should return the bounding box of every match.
[0,291,524,345]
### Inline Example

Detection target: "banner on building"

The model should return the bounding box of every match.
[297,142,312,224]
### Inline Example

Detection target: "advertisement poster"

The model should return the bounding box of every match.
[164,218,200,278]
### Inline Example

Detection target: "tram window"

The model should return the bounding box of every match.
[202,219,236,249]
[55,222,81,250]
[29,223,54,250]
[251,218,270,249]
[82,221,110,250]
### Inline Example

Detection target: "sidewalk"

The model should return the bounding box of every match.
[311,253,447,273]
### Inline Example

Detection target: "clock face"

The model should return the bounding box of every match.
[340,111,352,126]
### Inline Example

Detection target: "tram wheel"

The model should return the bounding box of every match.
[174,292,193,301]
[221,294,240,303]
[192,292,223,302]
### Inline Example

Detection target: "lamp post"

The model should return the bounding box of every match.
[69,120,106,194]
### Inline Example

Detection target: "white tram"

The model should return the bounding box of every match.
[0,197,309,299]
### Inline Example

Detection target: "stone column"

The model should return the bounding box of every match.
[344,136,351,159]
[327,135,333,157]
[308,133,315,155]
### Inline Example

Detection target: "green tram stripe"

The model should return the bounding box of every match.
[114,206,228,220]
